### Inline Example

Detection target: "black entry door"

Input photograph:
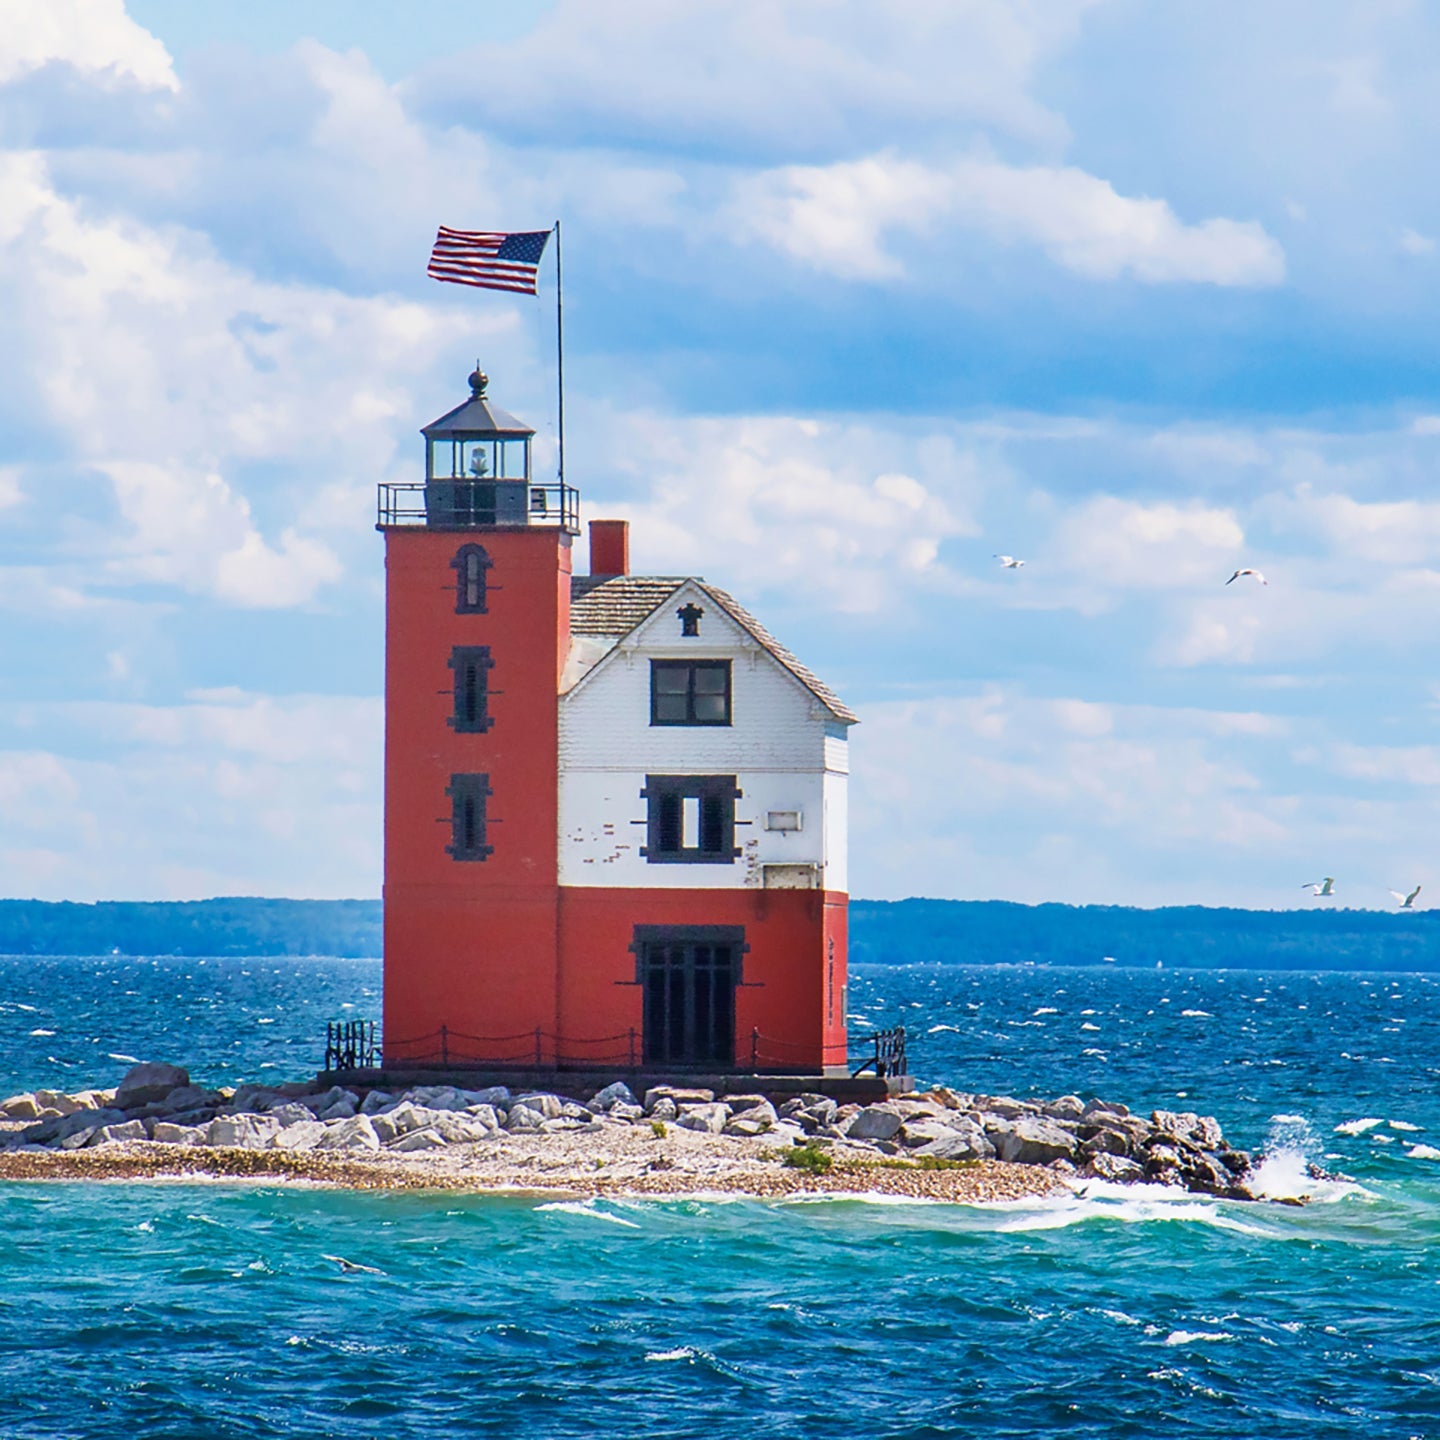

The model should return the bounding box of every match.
[637,927,742,1067]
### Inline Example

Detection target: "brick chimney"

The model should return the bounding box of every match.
[588,519,630,576]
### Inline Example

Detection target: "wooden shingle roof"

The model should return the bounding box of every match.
[569,575,857,725]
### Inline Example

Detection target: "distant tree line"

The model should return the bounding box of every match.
[0,899,383,957]
[2,896,1438,969]
[849,899,1440,971]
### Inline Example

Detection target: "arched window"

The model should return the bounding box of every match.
[451,543,491,614]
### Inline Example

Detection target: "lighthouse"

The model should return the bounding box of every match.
[378,369,855,1076]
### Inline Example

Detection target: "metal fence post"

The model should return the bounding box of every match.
[751,1027,759,1070]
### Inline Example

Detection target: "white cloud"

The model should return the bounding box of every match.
[410,0,1092,158]
[0,0,176,91]
[736,153,1286,286]
[99,462,341,608]
[0,147,506,611]
[586,411,978,612]
[1050,496,1246,588]
[0,692,381,900]
[1400,226,1436,255]
[850,689,1302,905]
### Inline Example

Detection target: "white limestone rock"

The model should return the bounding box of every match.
[114,1063,190,1109]
[152,1122,206,1146]
[359,1090,396,1115]
[505,1104,544,1132]
[318,1094,358,1121]
[846,1105,906,1142]
[88,1120,148,1146]
[389,1126,447,1153]
[589,1082,638,1110]
[515,1093,564,1120]
[207,1114,281,1149]
[676,1103,729,1134]
[315,1115,381,1153]
[272,1120,327,1152]
[267,1102,317,1128]
[1,1095,40,1121]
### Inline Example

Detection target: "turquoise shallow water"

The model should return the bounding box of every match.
[4,958,1440,1438]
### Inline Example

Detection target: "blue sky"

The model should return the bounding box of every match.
[2,0,1439,908]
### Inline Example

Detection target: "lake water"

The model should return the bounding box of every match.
[3,957,1440,1438]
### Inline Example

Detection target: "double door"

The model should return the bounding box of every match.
[637,927,741,1067]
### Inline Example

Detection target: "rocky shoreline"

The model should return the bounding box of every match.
[0,1062,1273,1202]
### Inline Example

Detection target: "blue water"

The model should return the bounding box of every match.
[4,958,1440,1438]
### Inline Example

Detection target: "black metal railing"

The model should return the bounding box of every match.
[321,1020,890,1075]
[377,480,580,534]
[325,1020,378,1072]
[850,1025,907,1080]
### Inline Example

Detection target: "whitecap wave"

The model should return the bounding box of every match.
[28,1028,54,1037]
[1164,1330,1233,1346]
[1081,1023,1101,1032]
[1389,1119,1422,1132]
[107,1053,140,1065]
[1181,1009,1211,1018]
[1334,1117,1385,1135]
[926,1024,960,1034]
[1407,1145,1440,1160]
[534,1200,642,1228]
[645,1347,697,1362]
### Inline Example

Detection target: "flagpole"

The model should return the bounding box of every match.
[554,219,565,490]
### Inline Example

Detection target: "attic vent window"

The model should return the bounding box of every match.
[677,603,704,637]
[765,810,803,832]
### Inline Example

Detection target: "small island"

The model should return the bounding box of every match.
[0,1061,1270,1204]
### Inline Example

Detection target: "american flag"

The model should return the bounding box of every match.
[426,227,552,295]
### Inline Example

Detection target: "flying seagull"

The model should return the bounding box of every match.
[994,555,1025,569]
[321,1254,385,1276]
[1226,568,1267,586]
[1302,877,1336,897]
[1390,884,1422,910]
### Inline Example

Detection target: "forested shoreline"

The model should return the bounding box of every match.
[1,896,1436,970]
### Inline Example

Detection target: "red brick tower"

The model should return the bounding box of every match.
[379,367,577,1064]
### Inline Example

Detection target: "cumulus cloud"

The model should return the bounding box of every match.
[408,0,1091,159]
[1049,496,1246,587]
[850,688,1303,905]
[736,153,1286,286]
[0,0,177,91]
[0,691,381,900]
[585,411,978,612]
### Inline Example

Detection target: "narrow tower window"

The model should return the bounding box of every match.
[677,603,704,637]
[451,543,491,614]
[446,774,493,861]
[448,646,494,733]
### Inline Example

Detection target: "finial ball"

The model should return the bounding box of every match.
[468,366,488,396]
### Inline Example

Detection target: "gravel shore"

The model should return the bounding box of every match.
[0,1127,1067,1203]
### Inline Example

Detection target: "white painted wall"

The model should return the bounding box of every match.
[559,580,850,890]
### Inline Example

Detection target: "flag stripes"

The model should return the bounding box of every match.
[427,227,551,295]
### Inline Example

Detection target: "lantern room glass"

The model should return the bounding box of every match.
[427,436,531,482]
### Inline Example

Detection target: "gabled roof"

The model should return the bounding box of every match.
[569,574,858,725]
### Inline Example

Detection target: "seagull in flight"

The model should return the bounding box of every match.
[321,1254,385,1276]
[995,555,1025,569]
[1390,884,1422,910]
[1226,568,1267,586]
[1302,877,1336,897]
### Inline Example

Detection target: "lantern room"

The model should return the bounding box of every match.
[376,366,579,532]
